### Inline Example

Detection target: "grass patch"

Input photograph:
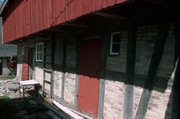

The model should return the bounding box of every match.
[0,96,9,99]
[0,96,17,119]
[0,74,16,80]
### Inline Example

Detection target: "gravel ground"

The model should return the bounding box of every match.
[0,78,61,119]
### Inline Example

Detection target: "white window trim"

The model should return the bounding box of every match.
[36,43,44,62]
[110,32,121,56]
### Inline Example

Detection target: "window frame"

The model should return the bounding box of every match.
[36,42,44,62]
[110,32,121,56]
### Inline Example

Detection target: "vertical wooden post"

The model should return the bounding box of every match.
[74,37,80,107]
[172,19,180,119]
[98,33,109,119]
[135,22,170,119]
[123,20,137,119]
[61,38,67,99]
[51,36,56,98]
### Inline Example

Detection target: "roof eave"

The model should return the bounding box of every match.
[0,0,9,16]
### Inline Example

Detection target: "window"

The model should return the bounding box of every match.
[36,43,44,62]
[110,32,121,55]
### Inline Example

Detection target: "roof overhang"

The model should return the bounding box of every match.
[0,0,9,16]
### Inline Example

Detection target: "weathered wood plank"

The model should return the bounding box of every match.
[135,22,170,119]
[123,20,137,119]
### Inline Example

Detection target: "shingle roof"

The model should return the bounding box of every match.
[0,44,17,57]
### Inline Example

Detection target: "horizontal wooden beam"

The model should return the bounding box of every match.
[94,12,127,20]
[48,27,67,32]
[61,23,92,28]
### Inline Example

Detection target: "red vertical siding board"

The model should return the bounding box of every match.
[32,0,35,33]
[51,0,55,26]
[19,1,22,37]
[28,0,31,35]
[76,0,82,18]
[106,0,116,7]
[42,0,45,31]
[15,8,17,40]
[40,0,43,30]
[30,0,32,35]
[33,0,36,33]
[22,1,25,38]
[35,0,38,31]
[2,0,127,43]
[117,0,127,4]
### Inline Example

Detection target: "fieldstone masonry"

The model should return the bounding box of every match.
[64,73,76,105]
[53,71,63,98]
[103,80,125,119]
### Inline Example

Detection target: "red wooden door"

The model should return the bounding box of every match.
[78,39,101,116]
[22,47,29,80]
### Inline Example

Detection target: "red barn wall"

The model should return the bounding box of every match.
[2,0,127,43]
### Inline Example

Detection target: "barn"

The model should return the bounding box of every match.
[0,0,179,119]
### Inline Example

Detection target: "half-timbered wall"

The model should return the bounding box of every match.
[64,39,77,105]
[15,23,175,119]
[104,24,175,119]
[104,30,127,119]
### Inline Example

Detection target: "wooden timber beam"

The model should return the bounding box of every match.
[74,37,81,107]
[123,20,137,119]
[135,22,170,119]
[61,39,67,99]
[172,19,180,119]
[98,33,109,119]
[48,27,68,32]
[50,36,56,98]
[61,23,92,28]
[94,12,127,20]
